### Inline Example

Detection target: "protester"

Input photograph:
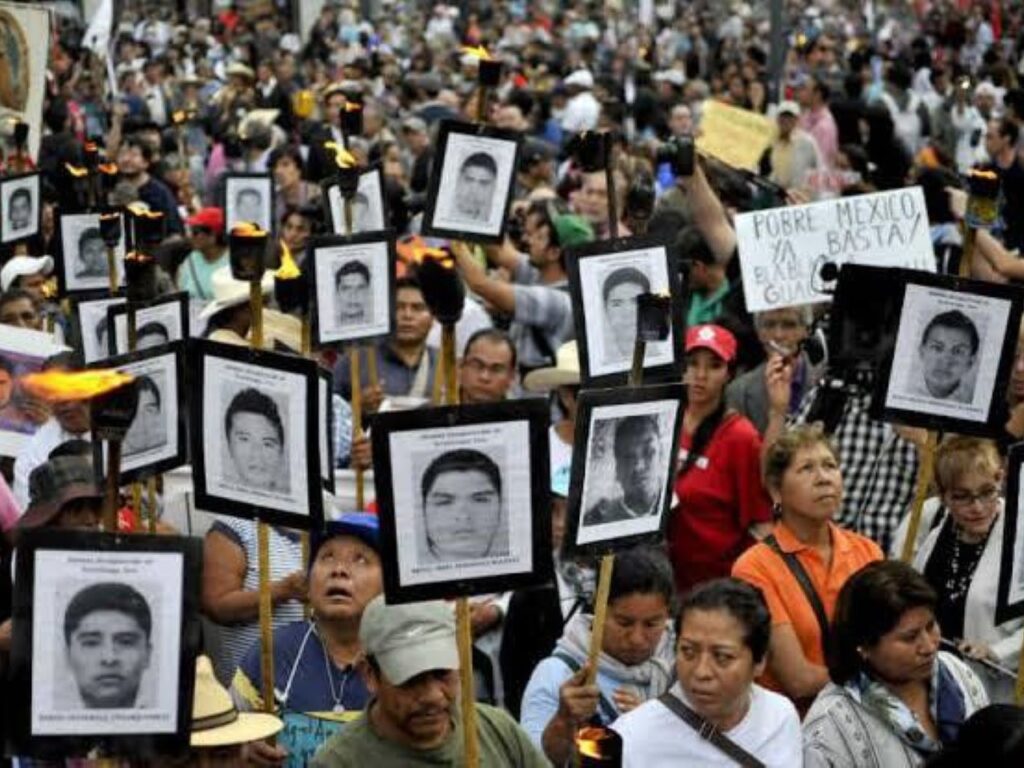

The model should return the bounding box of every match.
[0,289,43,331]
[522,340,582,474]
[803,560,988,767]
[767,100,821,190]
[458,328,517,405]
[520,546,675,766]
[0,255,53,304]
[178,207,228,300]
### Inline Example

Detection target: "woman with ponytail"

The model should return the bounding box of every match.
[669,324,773,594]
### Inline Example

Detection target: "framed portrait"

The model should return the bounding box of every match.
[871,272,1023,436]
[308,231,396,347]
[73,293,127,364]
[421,120,522,245]
[190,339,323,529]
[106,292,189,356]
[319,370,335,494]
[90,342,188,484]
[0,325,66,457]
[57,211,126,295]
[566,235,685,386]
[563,383,685,556]
[0,171,41,244]
[223,173,275,233]
[0,5,49,159]
[9,528,202,758]
[323,165,387,236]
[997,443,1024,624]
[371,400,552,603]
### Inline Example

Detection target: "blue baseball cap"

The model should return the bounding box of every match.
[310,512,380,568]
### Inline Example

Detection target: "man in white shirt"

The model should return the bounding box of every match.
[561,70,601,133]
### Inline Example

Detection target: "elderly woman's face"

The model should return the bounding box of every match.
[308,535,383,621]
[774,443,843,521]
[943,465,1002,541]
[227,412,283,489]
[676,608,763,727]
[862,606,940,685]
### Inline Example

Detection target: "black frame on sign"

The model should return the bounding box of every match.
[89,341,189,484]
[55,209,127,296]
[869,270,1023,437]
[189,338,323,530]
[562,383,685,557]
[0,171,42,245]
[319,369,335,494]
[106,291,190,357]
[8,528,202,760]
[826,264,906,375]
[566,234,685,388]
[420,119,523,245]
[223,172,275,233]
[307,230,397,348]
[72,291,126,364]
[371,400,552,603]
[997,442,1024,624]
[321,164,388,236]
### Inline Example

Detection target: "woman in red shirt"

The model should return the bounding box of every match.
[670,324,773,594]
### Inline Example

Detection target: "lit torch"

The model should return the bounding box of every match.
[575,726,623,767]
[462,45,502,121]
[340,101,363,146]
[325,141,361,233]
[229,223,271,347]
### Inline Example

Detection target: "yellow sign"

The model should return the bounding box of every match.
[696,100,776,171]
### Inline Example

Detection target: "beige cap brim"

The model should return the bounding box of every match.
[191,712,283,748]
[522,367,580,393]
[378,636,459,686]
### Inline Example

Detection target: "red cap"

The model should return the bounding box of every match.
[187,207,225,234]
[685,324,737,363]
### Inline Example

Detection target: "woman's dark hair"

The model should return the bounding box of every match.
[269,144,306,176]
[420,449,501,502]
[678,397,728,478]
[829,560,937,684]
[224,387,285,446]
[675,578,771,663]
[608,546,675,608]
[926,705,1024,767]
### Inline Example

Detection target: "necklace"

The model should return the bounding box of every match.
[317,626,352,713]
[944,524,989,603]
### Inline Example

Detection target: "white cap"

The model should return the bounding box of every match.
[777,100,801,117]
[1,255,53,292]
[564,69,595,89]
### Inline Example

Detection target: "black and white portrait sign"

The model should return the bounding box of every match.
[224,174,274,233]
[0,172,41,244]
[191,340,323,529]
[564,384,685,555]
[309,232,395,347]
[107,293,188,356]
[372,401,551,603]
[326,166,386,235]
[997,444,1024,624]
[568,236,684,386]
[875,274,1022,436]
[421,121,521,244]
[75,295,126,364]
[58,212,125,294]
[10,529,201,756]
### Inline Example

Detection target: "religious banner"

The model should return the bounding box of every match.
[695,100,775,171]
[734,186,936,313]
[0,2,50,161]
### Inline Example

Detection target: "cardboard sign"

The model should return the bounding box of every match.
[735,186,936,313]
[695,101,775,171]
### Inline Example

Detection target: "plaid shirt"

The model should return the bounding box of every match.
[793,383,920,551]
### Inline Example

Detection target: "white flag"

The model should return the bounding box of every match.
[83,0,114,55]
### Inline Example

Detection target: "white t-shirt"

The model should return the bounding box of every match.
[612,682,802,768]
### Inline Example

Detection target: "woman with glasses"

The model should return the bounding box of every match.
[907,437,1024,702]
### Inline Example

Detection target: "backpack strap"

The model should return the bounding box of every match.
[658,691,766,768]
[763,534,832,659]
[551,651,619,725]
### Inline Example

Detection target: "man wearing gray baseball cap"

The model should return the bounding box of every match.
[312,596,548,766]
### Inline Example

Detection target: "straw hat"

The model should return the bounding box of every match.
[199,266,274,320]
[190,656,282,748]
[522,340,581,392]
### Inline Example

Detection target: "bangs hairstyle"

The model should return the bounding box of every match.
[763,423,837,491]
[934,436,1002,493]
[608,545,675,609]
[828,560,937,684]
[675,578,771,663]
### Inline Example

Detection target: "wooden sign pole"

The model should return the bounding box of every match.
[900,431,938,563]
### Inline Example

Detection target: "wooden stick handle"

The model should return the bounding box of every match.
[257,522,275,719]
[147,476,158,533]
[106,245,118,295]
[629,340,645,388]
[900,431,938,563]
[456,597,480,767]
[250,281,264,349]
[959,225,977,278]
[586,554,616,686]
[102,441,121,532]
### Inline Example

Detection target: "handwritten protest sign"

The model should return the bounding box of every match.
[734,186,936,313]
[695,101,775,171]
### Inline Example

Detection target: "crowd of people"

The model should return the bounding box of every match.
[4,0,1024,765]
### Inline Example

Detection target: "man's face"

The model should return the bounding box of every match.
[9,192,31,230]
[920,325,975,397]
[454,163,497,222]
[524,212,553,265]
[308,535,383,622]
[236,191,262,224]
[460,338,515,404]
[615,426,661,508]
[369,667,458,749]
[1,297,41,329]
[124,389,162,453]
[66,609,151,708]
[394,287,433,346]
[80,236,107,275]
[117,145,146,177]
[336,272,370,325]
[54,399,90,434]
[605,280,646,355]
[423,469,502,560]
[577,172,609,226]
[669,105,692,136]
[777,113,797,138]
[16,272,48,304]
[757,308,808,357]
[0,368,13,407]
[227,412,283,489]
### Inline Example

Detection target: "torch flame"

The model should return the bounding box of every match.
[343,102,362,113]
[124,250,154,263]
[84,141,99,153]
[22,369,136,402]
[126,202,164,220]
[462,45,492,60]
[65,163,89,178]
[97,162,119,175]
[325,141,357,168]
[575,727,614,760]
[231,222,268,238]
[275,240,301,279]
[41,277,58,300]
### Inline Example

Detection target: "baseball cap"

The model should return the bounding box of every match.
[685,324,738,363]
[359,596,459,685]
[187,207,225,234]
[310,512,380,569]
[20,456,102,529]
[777,100,801,117]
[552,214,594,249]
[401,116,428,134]
[1,255,54,292]
[564,69,594,89]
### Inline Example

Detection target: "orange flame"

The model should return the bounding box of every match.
[343,101,362,113]
[462,45,492,60]
[410,241,454,269]
[324,141,357,168]
[22,369,135,402]
[126,202,163,219]
[97,162,118,175]
[124,250,154,263]
[575,727,614,759]
[41,277,58,300]
[275,240,300,279]
[231,222,268,238]
[65,163,89,178]
[970,169,999,181]
[84,141,99,153]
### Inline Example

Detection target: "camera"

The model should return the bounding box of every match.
[656,135,695,177]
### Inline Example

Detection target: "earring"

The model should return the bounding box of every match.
[771,502,782,518]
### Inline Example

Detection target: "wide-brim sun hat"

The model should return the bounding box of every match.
[522,340,581,392]
[190,656,282,748]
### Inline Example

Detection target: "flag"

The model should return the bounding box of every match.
[83,0,113,56]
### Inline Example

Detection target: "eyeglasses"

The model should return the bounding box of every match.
[463,358,511,377]
[946,487,1000,507]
